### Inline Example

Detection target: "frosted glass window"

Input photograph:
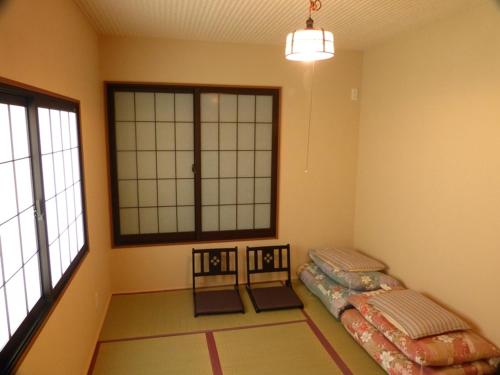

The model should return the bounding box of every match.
[120,208,139,234]
[49,240,61,287]
[115,92,135,121]
[6,270,27,333]
[41,155,55,199]
[219,94,237,122]
[137,151,156,179]
[60,230,70,272]
[45,198,58,244]
[63,151,73,189]
[50,110,62,153]
[256,123,272,150]
[0,104,12,163]
[138,180,157,207]
[158,180,176,206]
[201,93,218,122]
[60,112,71,151]
[220,179,236,205]
[10,105,29,159]
[176,123,193,150]
[219,151,236,177]
[238,95,255,122]
[136,122,156,150]
[177,179,194,205]
[57,193,68,231]
[71,148,80,183]
[155,93,174,121]
[237,205,253,230]
[119,181,138,207]
[20,208,37,262]
[139,208,158,234]
[156,123,175,150]
[220,206,236,230]
[0,218,22,281]
[0,289,9,350]
[135,92,155,121]
[24,254,41,310]
[255,204,271,229]
[175,94,193,122]
[0,163,17,224]
[38,108,52,155]
[201,123,218,150]
[53,152,65,193]
[157,152,176,178]
[220,123,237,150]
[177,206,195,232]
[202,179,218,205]
[256,96,273,122]
[117,152,137,179]
[237,151,254,177]
[238,123,254,149]
[202,206,219,232]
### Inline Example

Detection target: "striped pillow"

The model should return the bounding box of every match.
[368,290,470,339]
[314,248,385,272]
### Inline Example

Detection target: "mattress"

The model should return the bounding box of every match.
[298,262,360,319]
[341,309,498,375]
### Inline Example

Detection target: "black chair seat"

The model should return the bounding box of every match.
[194,289,244,315]
[246,285,303,312]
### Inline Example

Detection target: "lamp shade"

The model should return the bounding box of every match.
[285,28,334,61]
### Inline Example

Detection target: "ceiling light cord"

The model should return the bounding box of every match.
[304,60,316,173]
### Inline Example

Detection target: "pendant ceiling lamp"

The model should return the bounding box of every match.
[285,0,334,62]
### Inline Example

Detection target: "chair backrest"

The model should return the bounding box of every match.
[246,244,291,286]
[192,247,239,290]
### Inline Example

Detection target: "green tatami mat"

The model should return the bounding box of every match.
[91,333,212,375]
[215,322,342,375]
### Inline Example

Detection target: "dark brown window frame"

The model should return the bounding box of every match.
[106,83,280,246]
[0,78,89,374]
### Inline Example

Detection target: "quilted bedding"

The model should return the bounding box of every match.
[341,309,498,375]
[348,294,500,367]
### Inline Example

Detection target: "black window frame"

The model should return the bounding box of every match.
[0,78,89,374]
[107,83,280,246]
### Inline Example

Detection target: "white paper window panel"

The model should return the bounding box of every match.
[157,151,175,179]
[117,152,137,179]
[0,217,22,281]
[10,105,29,160]
[157,180,176,206]
[0,288,9,348]
[71,148,81,184]
[138,180,157,207]
[255,178,272,204]
[63,151,73,189]
[57,192,68,231]
[45,197,58,244]
[60,230,70,273]
[115,92,135,121]
[238,123,254,150]
[237,151,254,177]
[201,151,218,178]
[53,152,65,194]
[176,151,194,178]
[139,208,158,234]
[255,204,271,229]
[120,208,139,234]
[118,180,138,207]
[220,94,237,122]
[15,159,34,212]
[50,110,62,153]
[177,206,195,232]
[20,208,37,262]
[256,96,273,123]
[0,104,13,163]
[238,95,255,122]
[255,151,272,177]
[201,179,218,205]
[24,254,41,310]
[156,122,175,150]
[115,123,136,150]
[76,215,84,249]
[202,206,218,232]
[220,123,237,150]
[177,179,194,206]
[49,240,61,287]
[0,162,17,224]
[220,151,236,178]
[136,122,155,150]
[158,207,176,233]
[176,123,194,150]
[255,123,272,150]
[6,270,27,333]
[220,205,237,230]
[37,108,51,155]
[155,93,174,121]
[220,178,237,205]
[201,93,218,122]
[135,92,155,121]
[41,155,55,199]
[69,113,78,148]
[137,151,156,179]
[74,183,83,216]
[60,111,71,151]
[175,94,194,122]
[201,123,218,150]
[69,222,78,260]
[237,205,253,230]
[66,187,76,223]
[237,178,254,204]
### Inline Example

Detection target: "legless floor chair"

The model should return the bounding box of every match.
[246,244,303,313]
[192,247,244,317]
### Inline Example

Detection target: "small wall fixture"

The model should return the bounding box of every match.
[285,0,334,62]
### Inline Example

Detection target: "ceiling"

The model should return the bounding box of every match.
[74,0,480,50]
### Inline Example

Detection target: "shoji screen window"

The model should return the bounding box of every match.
[108,84,278,245]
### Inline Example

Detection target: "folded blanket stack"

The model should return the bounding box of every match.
[342,291,500,374]
[297,247,402,318]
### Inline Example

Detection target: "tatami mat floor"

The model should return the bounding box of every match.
[89,282,384,375]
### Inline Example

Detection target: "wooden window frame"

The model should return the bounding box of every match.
[106,83,280,246]
[0,78,89,374]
